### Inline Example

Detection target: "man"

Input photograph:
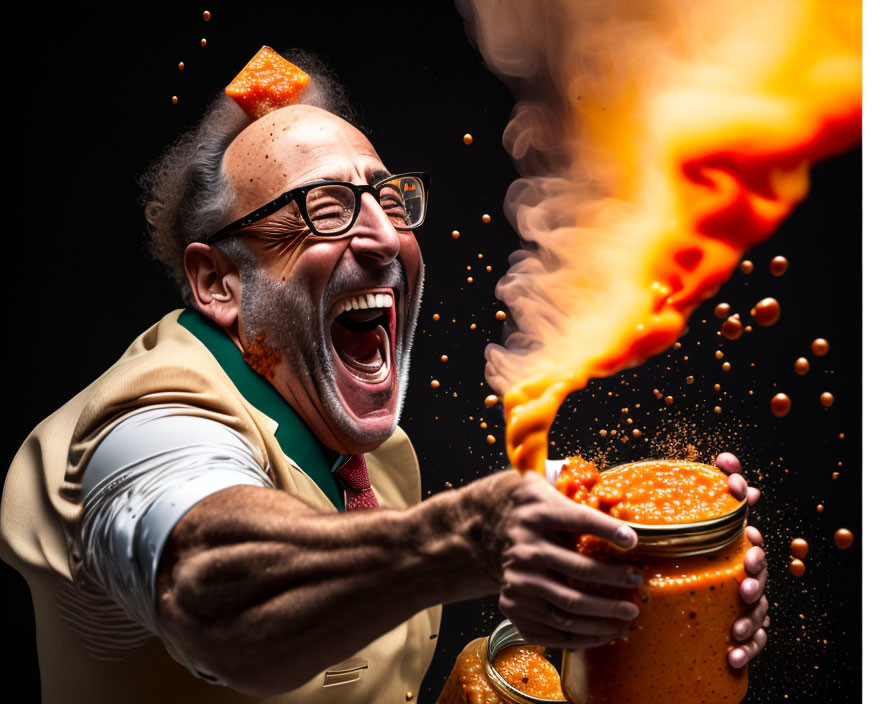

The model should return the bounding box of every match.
[0,50,767,703]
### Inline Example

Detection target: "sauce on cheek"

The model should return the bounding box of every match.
[243,330,283,381]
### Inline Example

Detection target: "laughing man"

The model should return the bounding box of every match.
[0,49,768,703]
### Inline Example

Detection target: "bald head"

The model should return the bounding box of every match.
[223,105,387,222]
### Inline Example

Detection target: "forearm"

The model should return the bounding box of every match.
[157,472,520,695]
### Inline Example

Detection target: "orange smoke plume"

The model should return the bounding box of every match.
[458,0,861,472]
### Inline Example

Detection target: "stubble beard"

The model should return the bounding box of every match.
[239,260,423,447]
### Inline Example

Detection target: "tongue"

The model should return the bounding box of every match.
[332,319,381,362]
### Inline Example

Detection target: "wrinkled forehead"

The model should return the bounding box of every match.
[223,104,386,215]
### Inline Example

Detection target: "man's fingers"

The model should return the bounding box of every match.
[716,452,742,475]
[532,497,638,550]
[740,568,767,604]
[744,546,766,575]
[507,609,631,649]
[745,526,764,546]
[732,595,768,641]
[504,571,639,620]
[727,473,748,501]
[746,487,761,505]
[509,543,642,588]
[728,628,767,668]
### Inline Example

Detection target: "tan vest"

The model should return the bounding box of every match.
[0,309,441,704]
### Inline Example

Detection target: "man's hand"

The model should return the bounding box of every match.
[716,452,769,669]
[494,472,642,648]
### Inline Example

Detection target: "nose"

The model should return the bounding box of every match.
[347,192,401,267]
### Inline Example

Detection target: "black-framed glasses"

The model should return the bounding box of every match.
[207,171,429,243]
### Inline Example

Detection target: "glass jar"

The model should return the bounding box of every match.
[436,620,567,704]
[560,460,751,704]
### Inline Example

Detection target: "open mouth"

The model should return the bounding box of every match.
[329,289,396,385]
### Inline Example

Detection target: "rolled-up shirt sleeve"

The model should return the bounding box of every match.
[78,404,274,680]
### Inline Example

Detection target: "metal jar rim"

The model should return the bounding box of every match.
[483,620,568,704]
[599,459,748,556]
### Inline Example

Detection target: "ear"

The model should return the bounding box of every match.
[184,243,243,329]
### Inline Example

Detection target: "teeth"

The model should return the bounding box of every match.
[338,292,394,313]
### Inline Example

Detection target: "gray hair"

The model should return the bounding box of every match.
[141,48,361,305]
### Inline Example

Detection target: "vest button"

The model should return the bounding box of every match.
[405,691,414,701]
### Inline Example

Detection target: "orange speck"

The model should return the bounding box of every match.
[463,133,473,145]
[770,256,789,276]
[820,392,834,407]
[480,421,488,429]
[816,504,824,513]
[686,375,694,384]
[794,357,810,375]
[441,355,448,363]
[486,265,492,272]
[790,538,809,559]
[722,362,731,371]
[721,316,743,340]
[834,528,854,550]
[771,393,791,417]
[789,559,806,577]
[171,96,179,105]
[496,310,507,321]
[714,405,722,414]
[811,338,830,356]
[664,395,674,405]
[740,260,754,274]
[431,379,440,389]
[481,214,491,223]
[451,230,460,239]
[484,394,499,407]
[201,38,207,47]
[714,302,731,319]
[178,61,185,70]
[467,277,474,283]
[486,434,497,444]
[432,314,440,321]
[203,10,211,21]
[750,297,781,326]
[715,350,724,359]
[470,323,477,330]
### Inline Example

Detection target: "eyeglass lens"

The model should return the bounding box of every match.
[304,176,425,234]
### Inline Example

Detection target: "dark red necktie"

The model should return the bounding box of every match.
[334,454,379,511]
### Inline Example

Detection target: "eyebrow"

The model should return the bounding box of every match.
[371,168,392,183]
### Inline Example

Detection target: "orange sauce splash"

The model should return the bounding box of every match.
[464,0,861,472]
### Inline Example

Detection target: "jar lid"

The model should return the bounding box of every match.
[600,460,748,556]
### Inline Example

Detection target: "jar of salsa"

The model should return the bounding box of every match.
[556,459,751,704]
[436,620,566,703]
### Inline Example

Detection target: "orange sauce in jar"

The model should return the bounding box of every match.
[558,459,750,704]
[494,646,565,700]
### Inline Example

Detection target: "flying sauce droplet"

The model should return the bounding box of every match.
[178,61,185,70]
[740,260,754,274]
[770,256,789,276]
[686,375,694,384]
[432,314,440,321]
[790,538,809,559]
[714,303,731,319]
[481,214,491,223]
[496,310,507,321]
[794,357,810,375]
[664,396,674,405]
[789,559,806,577]
[441,355,448,363]
[451,230,460,239]
[834,529,854,550]
[771,393,791,417]
[430,379,440,389]
[171,96,179,104]
[486,434,497,444]
[484,394,499,407]
[203,10,211,21]
[463,133,473,145]
[722,362,731,372]
[750,297,781,326]
[721,316,743,340]
[201,38,208,47]
[811,338,830,356]
[820,392,834,407]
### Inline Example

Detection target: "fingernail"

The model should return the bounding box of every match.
[615,526,637,548]
[729,649,745,668]
[622,603,640,619]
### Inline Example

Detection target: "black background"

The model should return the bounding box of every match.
[3,5,860,702]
